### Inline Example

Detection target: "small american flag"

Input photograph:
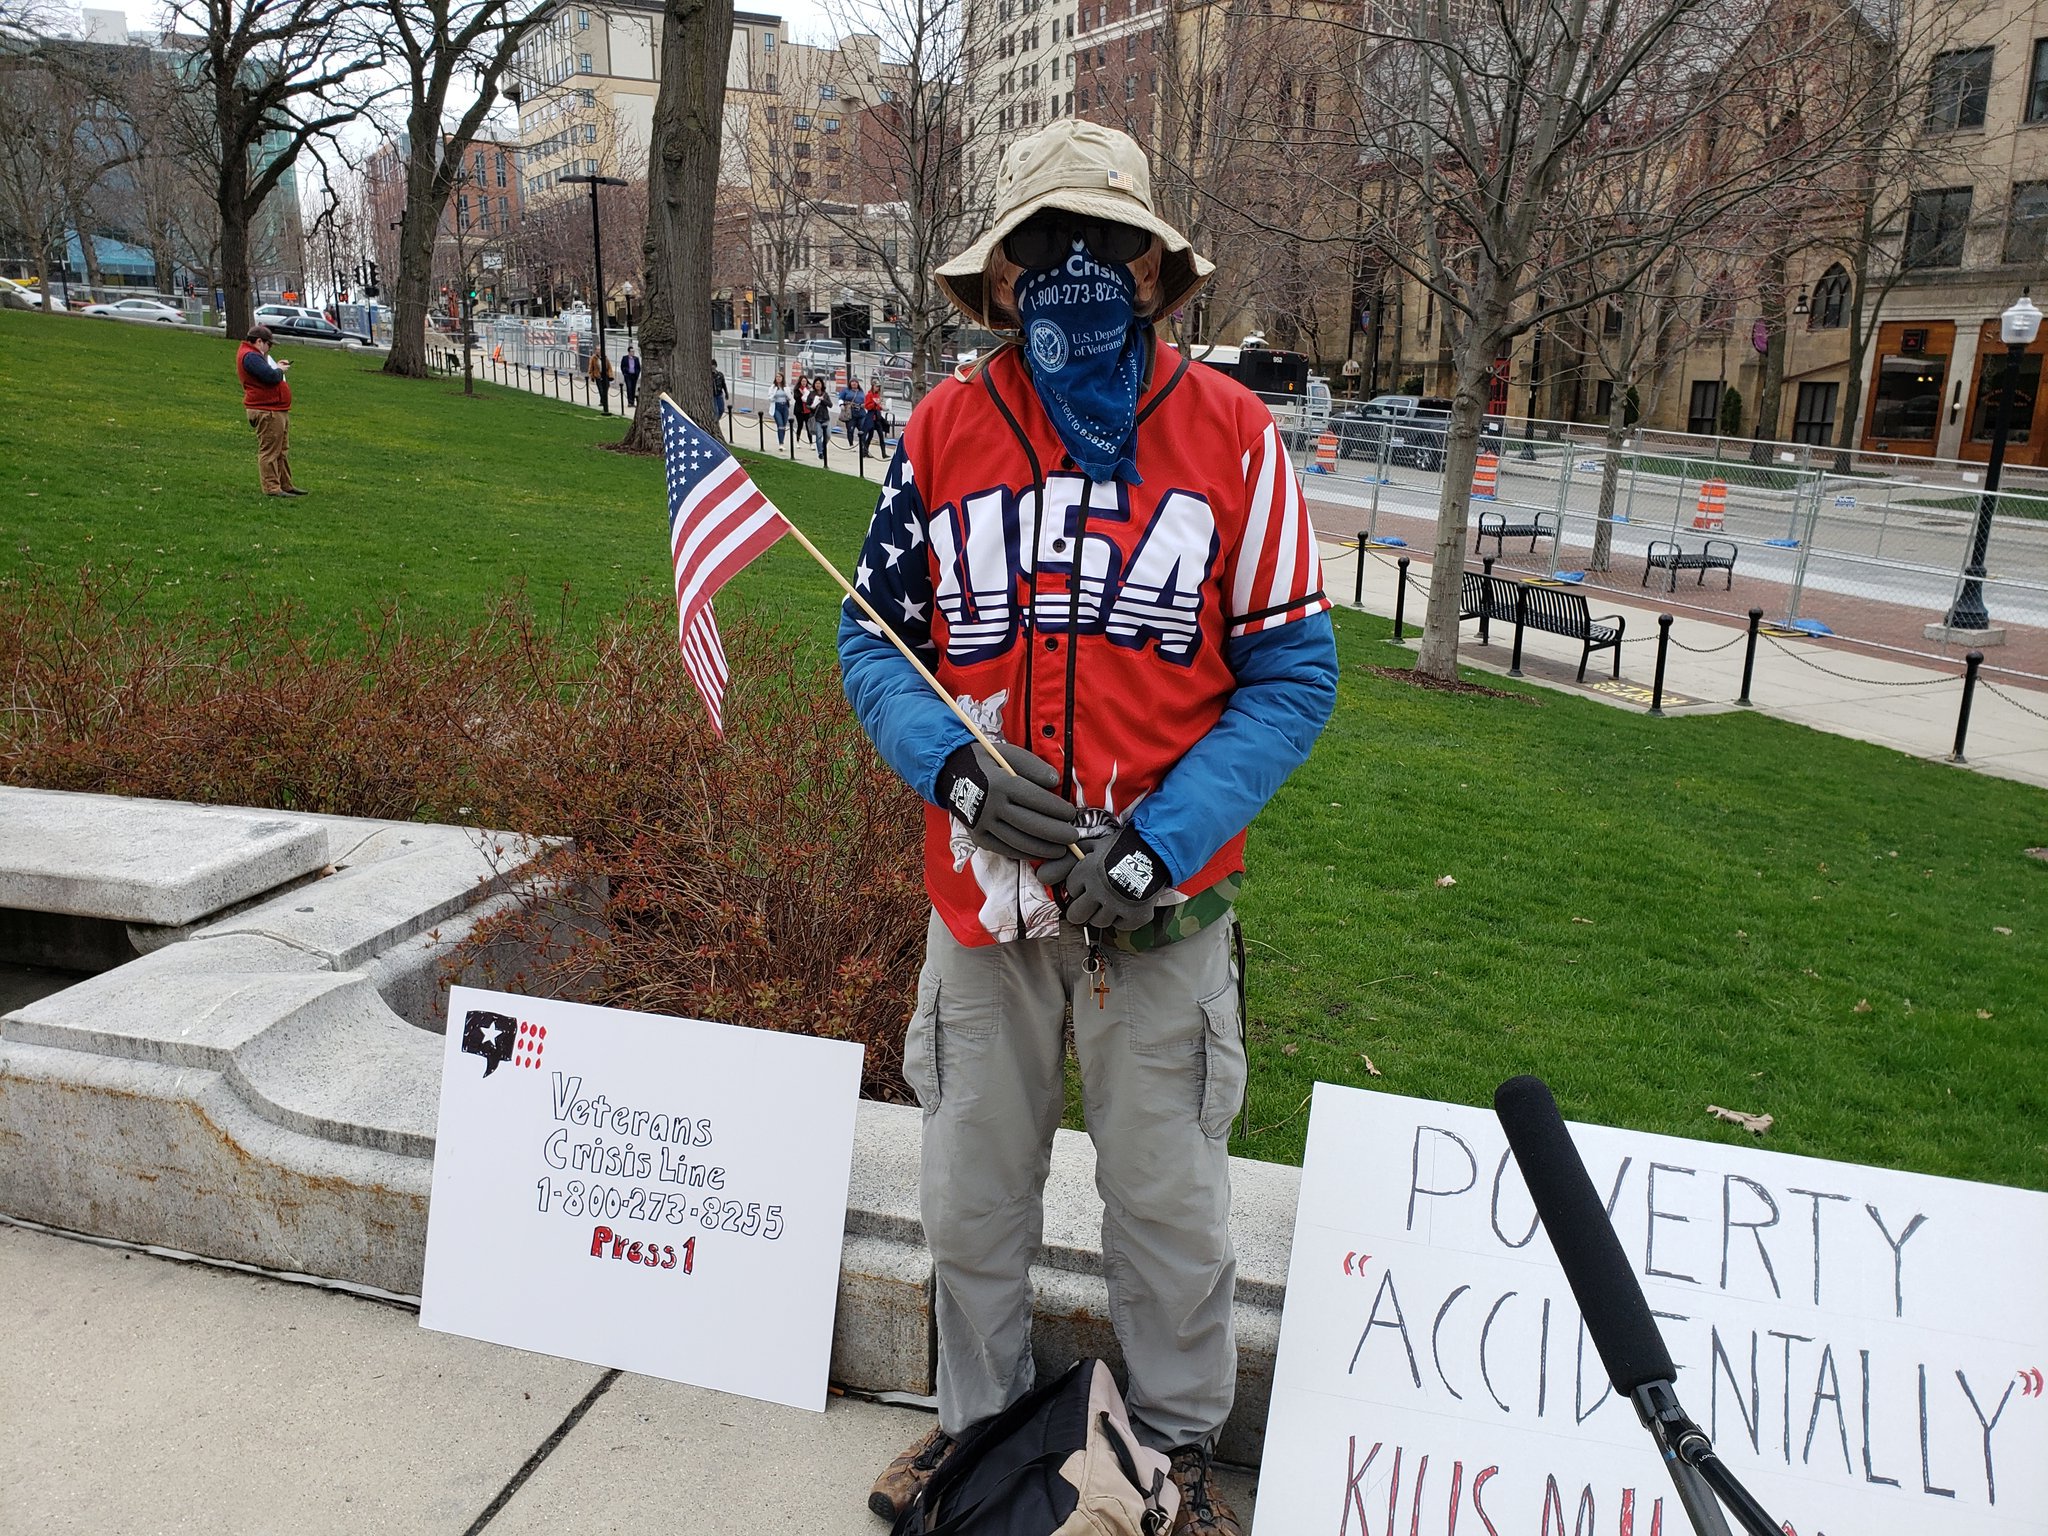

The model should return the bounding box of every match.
[661,397,791,733]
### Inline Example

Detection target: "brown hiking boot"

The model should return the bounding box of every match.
[868,1424,957,1520]
[1168,1444,1242,1535]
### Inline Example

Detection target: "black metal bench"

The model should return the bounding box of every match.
[1642,538,1738,593]
[1459,571,1625,681]
[1474,509,1559,557]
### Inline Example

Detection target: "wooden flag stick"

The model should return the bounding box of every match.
[773,517,1086,862]
[669,396,1081,858]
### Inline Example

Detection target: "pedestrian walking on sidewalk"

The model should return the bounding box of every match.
[235,324,305,497]
[807,379,832,462]
[620,344,641,409]
[840,118,1336,1535]
[587,346,614,413]
[772,372,791,444]
[711,365,729,426]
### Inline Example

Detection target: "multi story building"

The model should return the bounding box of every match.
[363,134,527,311]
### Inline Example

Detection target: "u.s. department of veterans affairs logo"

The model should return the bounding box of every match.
[1027,318,1068,373]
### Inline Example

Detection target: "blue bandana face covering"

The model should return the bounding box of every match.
[1015,248,1145,484]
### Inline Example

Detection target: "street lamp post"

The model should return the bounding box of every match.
[622,280,634,342]
[559,171,629,415]
[1944,292,2042,632]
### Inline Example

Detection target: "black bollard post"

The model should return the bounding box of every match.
[1509,584,1529,677]
[1392,557,1410,641]
[1738,607,1763,705]
[1950,650,1985,763]
[1650,614,1673,715]
[1479,556,1495,646]
[1354,532,1367,606]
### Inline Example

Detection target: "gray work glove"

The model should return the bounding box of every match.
[935,742,1080,862]
[1036,823,1171,932]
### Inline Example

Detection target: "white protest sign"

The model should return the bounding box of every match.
[420,986,864,1413]
[1255,1084,2048,1536]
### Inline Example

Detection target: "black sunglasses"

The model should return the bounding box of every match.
[1002,214,1153,270]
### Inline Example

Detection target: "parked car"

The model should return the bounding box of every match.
[876,352,914,396]
[0,275,41,310]
[82,296,184,324]
[794,338,849,378]
[260,310,351,342]
[1333,393,1504,470]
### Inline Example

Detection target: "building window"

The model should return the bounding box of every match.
[1869,350,1945,441]
[819,82,837,99]
[576,7,587,26]
[823,116,840,131]
[2007,181,2048,262]
[1808,263,1849,328]
[1124,74,1136,100]
[495,153,507,187]
[578,52,592,73]
[2029,38,2048,122]
[1792,382,1838,445]
[473,149,486,180]
[584,123,597,143]
[763,31,774,49]
[456,194,470,229]
[1969,351,2042,443]
[585,157,596,174]
[1593,379,1615,420]
[824,144,840,160]
[794,112,811,128]
[794,141,811,157]
[1602,304,1623,337]
[826,173,841,190]
[580,88,595,106]
[765,104,778,123]
[829,241,846,266]
[793,170,811,187]
[1687,379,1723,436]
[878,87,895,102]
[1926,47,1992,133]
[1126,32,1136,57]
[1903,187,1971,268]
[498,195,509,223]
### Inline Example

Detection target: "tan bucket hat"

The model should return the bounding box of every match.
[936,119,1213,329]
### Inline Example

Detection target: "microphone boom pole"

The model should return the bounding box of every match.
[1494,1075,1784,1536]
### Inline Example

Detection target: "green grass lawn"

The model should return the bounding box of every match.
[5,309,2044,1189]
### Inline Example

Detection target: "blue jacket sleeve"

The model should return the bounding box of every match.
[836,441,973,802]
[241,351,284,386]
[1127,609,1338,885]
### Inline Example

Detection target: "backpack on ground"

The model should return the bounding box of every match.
[892,1358,1178,1536]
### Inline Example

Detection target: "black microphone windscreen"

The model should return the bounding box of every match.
[1494,1075,1675,1394]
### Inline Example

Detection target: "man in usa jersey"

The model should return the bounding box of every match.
[839,119,1337,1533]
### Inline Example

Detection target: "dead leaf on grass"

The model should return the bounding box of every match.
[1281,1043,1299,1057]
[1436,874,1458,887]
[1359,1054,1383,1077]
[1707,1105,1774,1135]
[1977,1009,1994,1019]
[1853,998,1872,1013]
[1993,926,2013,936]
[1571,916,1594,925]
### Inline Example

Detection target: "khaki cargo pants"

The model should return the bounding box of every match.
[904,908,1246,1452]
[247,408,295,494]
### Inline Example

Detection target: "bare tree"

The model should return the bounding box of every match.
[1312,0,1893,680]
[377,0,554,377]
[730,40,833,353]
[811,0,991,396]
[619,0,736,452]
[159,0,382,336]
[0,58,95,306]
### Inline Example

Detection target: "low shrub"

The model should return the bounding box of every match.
[0,568,927,1100]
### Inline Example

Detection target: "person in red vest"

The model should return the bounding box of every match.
[235,324,304,496]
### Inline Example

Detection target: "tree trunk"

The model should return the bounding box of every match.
[1589,389,1631,571]
[1748,248,1790,459]
[621,0,735,453]
[385,197,443,377]
[218,172,254,337]
[1413,341,1497,681]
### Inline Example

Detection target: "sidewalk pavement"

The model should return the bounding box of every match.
[1323,535,2048,791]
[2,1221,1260,1534]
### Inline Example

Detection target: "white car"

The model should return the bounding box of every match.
[82,296,184,324]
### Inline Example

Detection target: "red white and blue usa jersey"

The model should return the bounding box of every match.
[841,338,1332,946]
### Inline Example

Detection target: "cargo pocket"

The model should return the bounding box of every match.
[1196,981,1247,1139]
[902,971,942,1114]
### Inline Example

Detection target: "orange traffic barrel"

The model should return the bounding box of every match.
[1471,452,1499,500]
[1315,432,1338,474]
[1694,479,1727,530]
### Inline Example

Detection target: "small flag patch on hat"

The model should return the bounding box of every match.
[1106,167,1129,187]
